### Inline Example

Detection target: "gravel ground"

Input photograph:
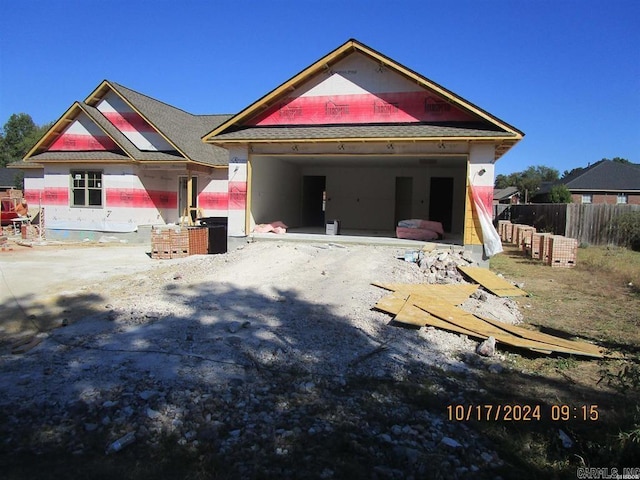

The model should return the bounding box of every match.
[0,239,523,478]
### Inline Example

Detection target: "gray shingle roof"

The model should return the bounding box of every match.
[0,168,19,188]
[563,160,640,191]
[210,123,515,142]
[108,82,232,166]
[493,186,519,201]
[28,150,181,162]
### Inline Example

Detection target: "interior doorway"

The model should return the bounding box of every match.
[394,177,413,226]
[429,177,453,232]
[302,175,326,227]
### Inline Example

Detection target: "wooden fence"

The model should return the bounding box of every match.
[494,203,640,246]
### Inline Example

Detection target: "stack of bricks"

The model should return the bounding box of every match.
[498,220,511,242]
[495,220,577,267]
[519,226,537,256]
[531,232,552,260]
[152,226,209,259]
[547,235,578,268]
[151,226,189,259]
[188,227,208,255]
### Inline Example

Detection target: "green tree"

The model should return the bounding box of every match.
[548,184,573,203]
[515,165,560,202]
[610,157,630,164]
[494,172,520,189]
[0,113,51,167]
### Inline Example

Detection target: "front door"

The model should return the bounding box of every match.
[178,176,198,221]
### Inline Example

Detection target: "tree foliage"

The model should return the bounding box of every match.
[494,165,560,201]
[0,113,52,167]
[548,184,573,203]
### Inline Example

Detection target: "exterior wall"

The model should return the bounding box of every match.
[25,165,229,241]
[247,53,476,126]
[23,170,44,207]
[96,92,174,151]
[49,112,118,151]
[227,146,249,237]
[571,192,640,205]
[464,144,496,248]
[197,168,229,217]
[249,157,301,228]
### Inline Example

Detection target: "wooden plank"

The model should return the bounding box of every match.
[411,296,603,358]
[373,282,605,358]
[479,316,605,356]
[457,266,528,297]
[400,296,484,336]
[372,282,478,305]
[374,291,410,315]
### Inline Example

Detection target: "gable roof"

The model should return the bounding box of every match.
[25,81,232,167]
[203,38,524,159]
[493,186,520,201]
[562,160,640,192]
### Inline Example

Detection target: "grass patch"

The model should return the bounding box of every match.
[482,244,640,476]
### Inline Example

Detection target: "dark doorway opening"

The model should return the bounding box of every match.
[302,176,326,227]
[429,177,453,232]
[394,177,413,226]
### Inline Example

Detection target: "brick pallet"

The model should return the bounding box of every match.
[151,227,189,259]
[152,226,209,259]
[516,226,536,254]
[498,220,511,242]
[188,227,208,255]
[548,235,578,268]
[531,232,552,260]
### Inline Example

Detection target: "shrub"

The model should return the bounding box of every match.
[611,211,640,251]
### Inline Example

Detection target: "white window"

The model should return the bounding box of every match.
[581,194,593,204]
[71,170,103,207]
[617,193,628,204]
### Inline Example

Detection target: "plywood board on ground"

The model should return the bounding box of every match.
[411,296,604,358]
[372,282,478,305]
[457,266,528,297]
[372,281,606,358]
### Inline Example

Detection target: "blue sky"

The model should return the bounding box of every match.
[0,0,638,176]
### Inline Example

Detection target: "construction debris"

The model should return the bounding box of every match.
[476,336,496,357]
[373,282,607,358]
[457,266,528,297]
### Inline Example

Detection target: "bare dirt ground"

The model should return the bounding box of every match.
[0,238,531,479]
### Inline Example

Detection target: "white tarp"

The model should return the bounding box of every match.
[469,180,503,257]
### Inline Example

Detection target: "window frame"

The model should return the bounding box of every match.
[70,170,104,207]
[581,193,593,204]
[616,193,628,205]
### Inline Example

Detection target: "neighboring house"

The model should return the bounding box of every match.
[532,160,640,204]
[18,39,523,260]
[493,186,520,206]
[0,167,19,193]
[561,160,640,205]
[492,186,520,220]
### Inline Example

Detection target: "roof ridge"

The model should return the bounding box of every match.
[108,81,199,117]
